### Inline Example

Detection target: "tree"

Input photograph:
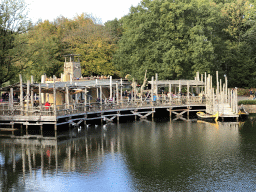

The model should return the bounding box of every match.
[113,0,216,81]
[0,0,29,86]
[23,20,64,81]
[60,13,118,77]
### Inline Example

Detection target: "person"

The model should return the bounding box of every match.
[250,89,254,100]
[45,101,50,110]
[124,90,128,98]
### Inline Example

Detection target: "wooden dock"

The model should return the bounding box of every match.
[0,71,240,139]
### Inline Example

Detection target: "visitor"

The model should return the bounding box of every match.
[250,89,254,100]
[45,101,50,110]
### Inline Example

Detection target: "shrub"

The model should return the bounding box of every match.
[238,100,256,105]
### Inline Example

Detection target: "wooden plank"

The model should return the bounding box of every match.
[0,128,18,131]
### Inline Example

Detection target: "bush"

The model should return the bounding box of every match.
[238,100,256,105]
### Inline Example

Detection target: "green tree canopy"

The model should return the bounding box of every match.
[0,0,29,86]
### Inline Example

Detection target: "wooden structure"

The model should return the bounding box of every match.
[0,71,239,139]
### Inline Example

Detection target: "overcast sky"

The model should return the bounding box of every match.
[25,0,142,24]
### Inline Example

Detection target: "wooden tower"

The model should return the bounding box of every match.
[63,54,81,79]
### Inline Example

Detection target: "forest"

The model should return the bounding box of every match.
[1,0,256,88]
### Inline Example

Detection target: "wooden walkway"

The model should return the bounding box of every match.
[0,96,207,138]
[0,70,241,138]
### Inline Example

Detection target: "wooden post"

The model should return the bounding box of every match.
[235,87,238,114]
[84,88,87,112]
[169,108,172,121]
[19,74,23,115]
[39,83,42,116]
[100,86,102,110]
[155,73,158,102]
[169,83,172,104]
[31,76,34,113]
[225,75,228,103]
[216,71,219,95]
[151,76,154,106]
[178,80,181,103]
[110,76,112,100]
[40,124,43,136]
[132,78,135,103]
[116,83,119,105]
[187,81,189,104]
[10,88,13,115]
[187,106,190,120]
[53,76,56,116]
[204,72,207,95]
[120,78,123,107]
[26,80,30,116]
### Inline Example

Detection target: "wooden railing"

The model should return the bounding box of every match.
[0,96,206,117]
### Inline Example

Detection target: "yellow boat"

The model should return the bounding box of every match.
[197,111,219,122]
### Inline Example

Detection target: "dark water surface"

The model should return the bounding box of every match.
[1,118,256,191]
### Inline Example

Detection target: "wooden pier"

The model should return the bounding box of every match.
[0,59,239,139]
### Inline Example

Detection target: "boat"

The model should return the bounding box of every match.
[238,105,249,119]
[197,111,219,122]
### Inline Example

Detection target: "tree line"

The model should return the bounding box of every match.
[1,0,256,88]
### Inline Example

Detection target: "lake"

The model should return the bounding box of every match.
[1,117,256,191]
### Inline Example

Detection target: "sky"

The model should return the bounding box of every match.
[25,0,142,24]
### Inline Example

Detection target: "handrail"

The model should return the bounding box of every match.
[0,96,206,117]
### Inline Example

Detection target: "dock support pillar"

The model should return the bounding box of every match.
[40,125,43,136]
[187,106,190,120]
[11,122,14,136]
[169,108,172,122]
[26,123,28,135]
[54,123,57,138]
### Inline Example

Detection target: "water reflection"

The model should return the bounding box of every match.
[1,119,256,191]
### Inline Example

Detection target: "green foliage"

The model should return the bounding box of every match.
[2,0,256,88]
[21,13,119,81]
[238,100,256,105]
[112,0,256,87]
[0,0,29,86]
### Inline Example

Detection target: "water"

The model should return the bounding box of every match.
[1,118,256,191]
